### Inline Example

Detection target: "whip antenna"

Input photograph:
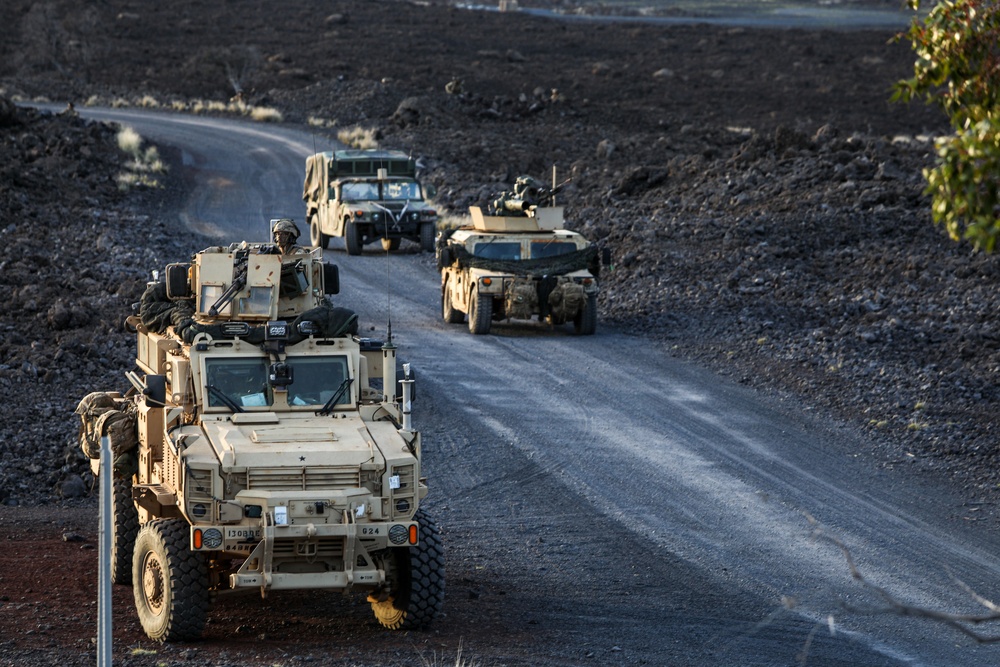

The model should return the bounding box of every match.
[385,216,392,344]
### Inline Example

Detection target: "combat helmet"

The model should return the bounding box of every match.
[272,218,301,240]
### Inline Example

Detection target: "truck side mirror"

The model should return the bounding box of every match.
[437,247,453,270]
[165,263,191,300]
[323,263,340,295]
[601,247,612,267]
[145,375,167,407]
[424,183,437,198]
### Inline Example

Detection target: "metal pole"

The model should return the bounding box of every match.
[400,363,413,431]
[97,435,113,667]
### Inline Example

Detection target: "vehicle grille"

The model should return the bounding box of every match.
[245,467,361,490]
[186,467,214,501]
[272,536,343,559]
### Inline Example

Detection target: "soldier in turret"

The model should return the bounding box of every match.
[272,218,307,255]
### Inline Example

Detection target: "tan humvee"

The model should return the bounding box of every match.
[437,204,601,335]
[76,242,443,642]
[303,150,438,255]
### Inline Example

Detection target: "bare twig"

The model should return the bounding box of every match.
[806,512,1000,643]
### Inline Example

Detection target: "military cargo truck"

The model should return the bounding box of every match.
[437,176,604,335]
[303,149,438,255]
[77,242,443,642]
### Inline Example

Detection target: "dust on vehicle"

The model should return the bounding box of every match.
[76,241,443,642]
[437,175,606,335]
[303,149,438,255]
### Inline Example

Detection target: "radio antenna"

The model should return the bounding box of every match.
[384,213,393,344]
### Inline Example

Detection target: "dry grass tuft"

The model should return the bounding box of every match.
[337,125,379,149]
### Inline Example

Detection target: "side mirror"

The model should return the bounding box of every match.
[323,263,340,295]
[424,183,438,198]
[437,247,453,270]
[165,263,191,300]
[601,247,612,266]
[145,375,167,407]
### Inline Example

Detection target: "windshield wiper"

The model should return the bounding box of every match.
[316,377,354,417]
[206,384,245,413]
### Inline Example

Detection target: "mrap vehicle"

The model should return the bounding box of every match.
[76,242,443,642]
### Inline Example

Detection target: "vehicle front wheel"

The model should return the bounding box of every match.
[468,286,493,335]
[133,519,210,643]
[369,510,445,630]
[345,220,363,255]
[310,215,329,249]
[574,293,597,335]
[381,237,401,252]
[111,476,139,585]
[442,282,464,324]
[419,222,435,252]
[573,294,597,336]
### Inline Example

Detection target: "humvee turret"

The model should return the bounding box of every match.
[77,242,443,642]
[303,149,438,255]
[437,176,604,335]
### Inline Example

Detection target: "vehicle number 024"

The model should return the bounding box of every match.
[360,526,382,536]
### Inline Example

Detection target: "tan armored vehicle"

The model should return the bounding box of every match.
[76,242,443,642]
[437,176,603,335]
[303,149,438,255]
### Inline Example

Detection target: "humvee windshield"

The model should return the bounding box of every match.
[530,241,577,259]
[204,355,352,408]
[471,240,578,261]
[340,180,422,202]
[383,180,422,201]
[341,182,379,201]
[473,241,520,260]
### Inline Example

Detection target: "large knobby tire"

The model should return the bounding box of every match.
[111,476,139,585]
[133,519,210,643]
[370,510,445,630]
[345,220,363,256]
[574,293,598,335]
[468,286,492,335]
[310,215,329,250]
[419,222,435,253]
[442,281,464,324]
[381,237,401,252]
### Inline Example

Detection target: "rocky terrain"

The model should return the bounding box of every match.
[0,98,197,507]
[2,0,992,511]
[5,0,1000,665]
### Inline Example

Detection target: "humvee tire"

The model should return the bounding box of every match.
[346,220,363,255]
[468,286,492,335]
[369,510,445,630]
[133,519,210,643]
[111,476,139,585]
[381,237,401,252]
[442,280,464,324]
[574,293,597,336]
[310,215,330,250]
[419,223,435,253]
